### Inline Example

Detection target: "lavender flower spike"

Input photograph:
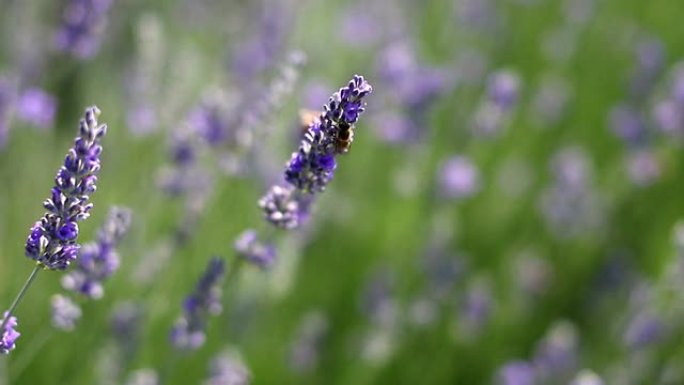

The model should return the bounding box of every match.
[0,311,20,354]
[284,75,372,193]
[62,206,133,299]
[260,76,371,229]
[170,257,225,350]
[25,106,106,270]
[55,0,113,59]
[234,229,277,269]
[51,294,82,331]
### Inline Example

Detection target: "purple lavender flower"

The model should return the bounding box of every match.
[55,0,113,59]
[260,75,372,229]
[234,229,276,269]
[258,185,309,230]
[438,155,480,199]
[626,150,660,187]
[533,321,578,382]
[495,361,536,385]
[0,311,20,354]
[111,301,144,344]
[609,104,647,146]
[284,75,372,190]
[25,106,107,270]
[288,312,329,373]
[487,70,522,111]
[16,88,57,129]
[623,310,666,349]
[205,350,251,385]
[51,294,82,331]
[62,206,132,298]
[170,257,225,350]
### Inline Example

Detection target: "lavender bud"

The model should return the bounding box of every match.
[16,88,57,129]
[438,156,480,199]
[234,229,276,269]
[170,257,225,350]
[62,206,132,298]
[55,0,113,59]
[51,294,82,331]
[258,185,308,230]
[205,350,251,385]
[0,312,20,354]
[25,106,106,270]
[487,70,522,111]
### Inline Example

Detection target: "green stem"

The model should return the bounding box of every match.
[0,265,41,332]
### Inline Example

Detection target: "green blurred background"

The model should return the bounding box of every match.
[2,0,684,384]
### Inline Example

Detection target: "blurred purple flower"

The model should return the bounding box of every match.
[458,279,493,336]
[439,156,480,199]
[0,311,20,354]
[126,105,157,136]
[626,150,660,187]
[16,88,56,129]
[234,229,276,269]
[288,311,329,373]
[533,321,579,382]
[62,207,132,299]
[371,111,419,144]
[51,294,82,331]
[487,70,522,111]
[55,0,113,59]
[651,99,683,137]
[495,361,536,385]
[540,147,606,239]
[531,75,571,126]
[111,301,144,347]
[623,311,666,350]
[609,104,647,146]
[25,106,106,270]
[170,257,225,350]
[339,6,382,47]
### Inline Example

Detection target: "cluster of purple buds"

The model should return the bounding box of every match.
[472,69,522,137]
[25,106,107,270]
[259,75,372,229]
[62,206,132,299]
[55,0,113,59]
[0,312,20,354]
[170,257,225,350]
[234,229,277,269]
[51,294,82,331]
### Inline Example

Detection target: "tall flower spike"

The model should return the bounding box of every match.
[261,75,371,229]
[170,257,225,350]
[62,206,133,298]
[25,106,107,270]
[55,0,113,59]
[0,312,20,354]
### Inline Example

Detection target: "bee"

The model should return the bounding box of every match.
[334,120,354,154]
[298,109,320,135]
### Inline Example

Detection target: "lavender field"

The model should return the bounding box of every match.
[1,0,684,384]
